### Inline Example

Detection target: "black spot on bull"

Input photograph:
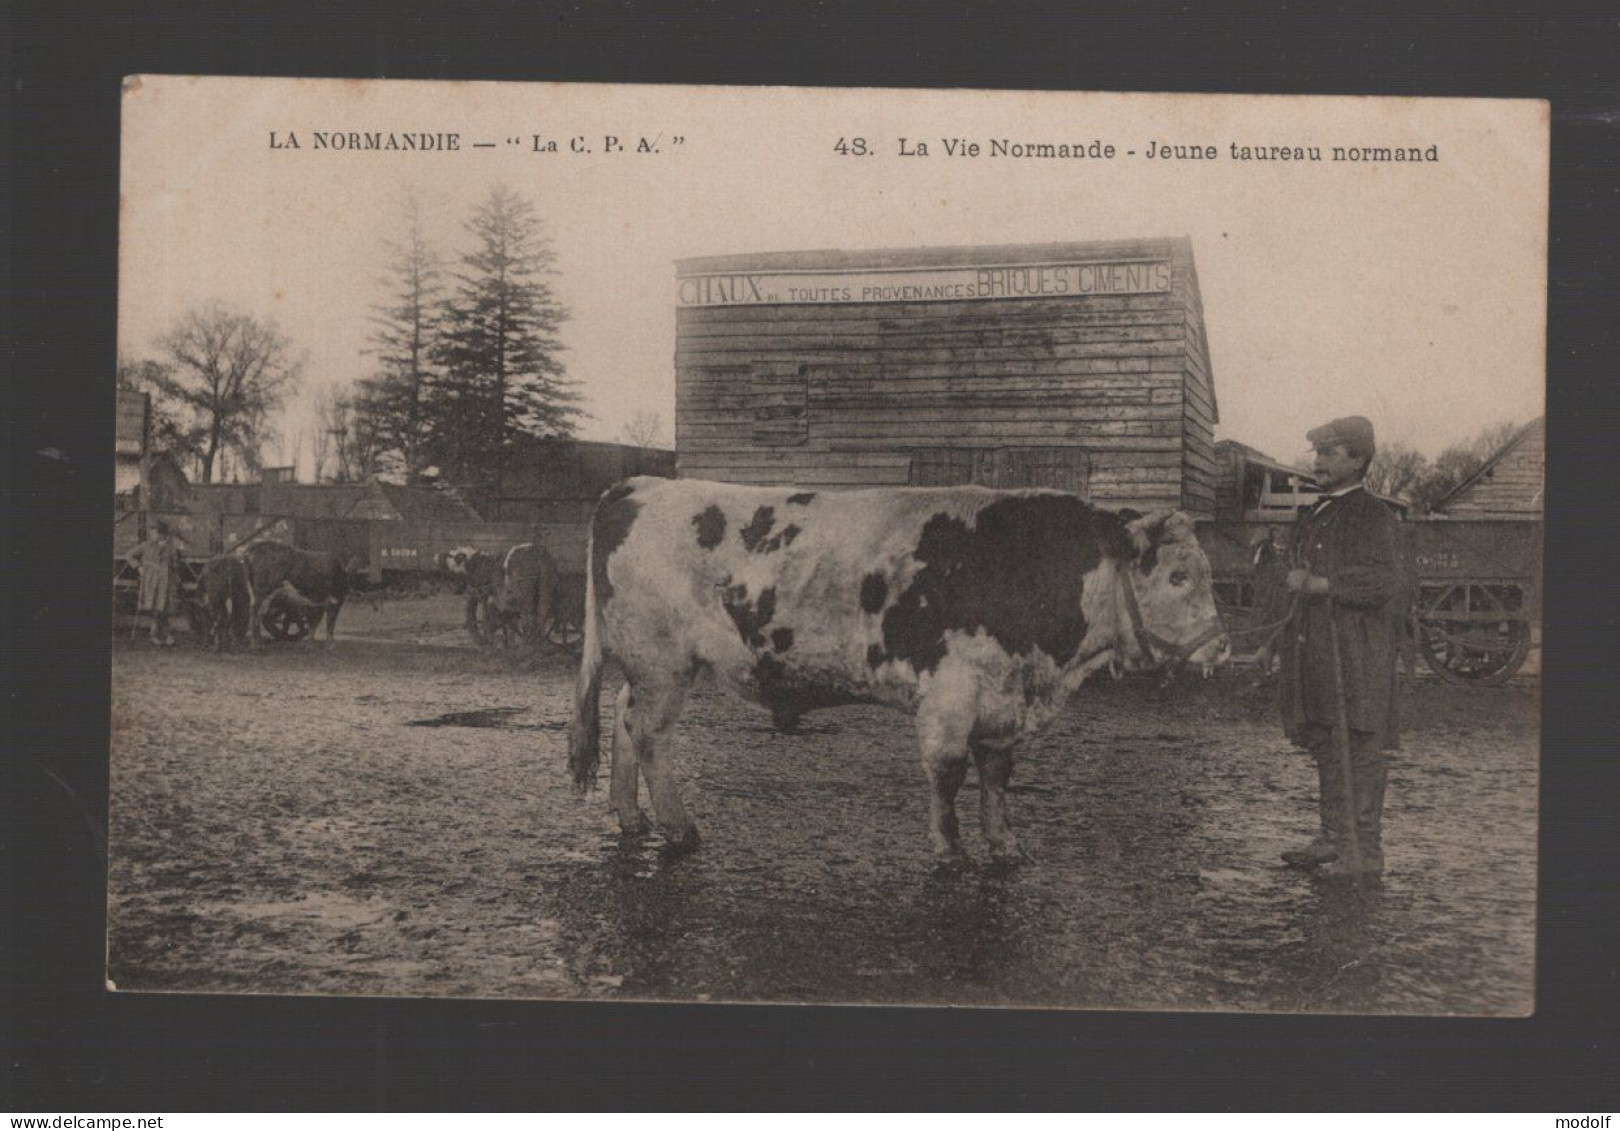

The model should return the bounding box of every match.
[740,506,776,552]
[721,582,777,648]
[787,492,817,506]
[591,483,640,605]
[859,572,888,614]
[754,651,870,732]
[692,504,727,550]
[874,495,1127,674]
[760,524,801,553]
[770,627,794,653]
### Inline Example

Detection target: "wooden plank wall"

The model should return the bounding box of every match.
[677,288,1213,513]
[1441,421,1545,518]
[1176,254,1219,515]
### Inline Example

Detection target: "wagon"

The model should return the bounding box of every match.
[1199,516,1541,684]
[1403,518,1542,684]
[114,511,337,644]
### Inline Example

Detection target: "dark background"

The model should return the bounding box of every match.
[6,3,1617,1111]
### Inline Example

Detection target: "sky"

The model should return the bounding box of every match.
[119,78,1548,478]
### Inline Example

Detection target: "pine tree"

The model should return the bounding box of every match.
[429,184,581,492]
[357,197,443,482]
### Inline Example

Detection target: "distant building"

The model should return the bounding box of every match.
[115,389,148,497]
[1430,417,1545,519]
[673,238,1220,514]
[1213,439,1322,522]
[186,479,482,523]
[487,436,677,524]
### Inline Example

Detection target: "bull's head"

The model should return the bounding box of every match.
[1119,511,1230,675]
[442,547,475,576]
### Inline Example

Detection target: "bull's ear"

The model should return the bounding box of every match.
[1160,511,1196,544]
[1125,510,1171,557]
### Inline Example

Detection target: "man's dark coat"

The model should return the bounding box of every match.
[1279,487,1408,750]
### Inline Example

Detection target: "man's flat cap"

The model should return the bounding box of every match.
[1306,415,1376,453]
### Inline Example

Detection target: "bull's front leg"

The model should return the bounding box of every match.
[971,737,1028,862]
[464,590,484,644]
[251,590,277,649]
[916,703,974,862]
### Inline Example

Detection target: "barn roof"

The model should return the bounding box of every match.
[1215,438,1311,478]
[1431,416,1546,513]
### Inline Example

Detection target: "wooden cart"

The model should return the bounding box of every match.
[1199,515,1541,684]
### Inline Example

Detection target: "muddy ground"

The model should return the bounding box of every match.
[107,594,1538,1014]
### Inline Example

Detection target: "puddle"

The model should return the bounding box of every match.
[407,706,566,731]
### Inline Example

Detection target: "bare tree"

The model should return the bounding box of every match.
[117,354,205,471]
[155,303,303,483]
[1365,440,1430,502]
[312,382,386,483]
[618,410,667,449]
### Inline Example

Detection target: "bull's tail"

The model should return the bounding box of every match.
[567,536,605,792]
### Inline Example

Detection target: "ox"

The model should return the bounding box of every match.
[444,547,505,645]
[568,478,1229,860]
[196,554,253,650]
[492,542,560,646]
[243,540,348,648]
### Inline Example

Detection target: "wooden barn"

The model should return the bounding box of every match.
[1431,417,1545,519]
[1212,439,1323,522]
[674,238,1219,514]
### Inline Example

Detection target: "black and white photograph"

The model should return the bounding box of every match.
[107,78,1547,1015]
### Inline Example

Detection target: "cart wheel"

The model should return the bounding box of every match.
[544,614,584,651]
[1417,617,1531,684]
[263,600,313,642]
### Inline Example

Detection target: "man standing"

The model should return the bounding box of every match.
[126,520,184,646]
[1279,417,1407,877]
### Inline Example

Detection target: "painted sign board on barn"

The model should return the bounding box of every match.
[673,238,1219,515]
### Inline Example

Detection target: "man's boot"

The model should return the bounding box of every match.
[1282,752,1344,868]
[1321,752,1386,878]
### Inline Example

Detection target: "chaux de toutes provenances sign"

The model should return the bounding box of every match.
[676,259,1173,307]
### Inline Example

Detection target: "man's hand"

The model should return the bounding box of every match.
[1286,569,1331,595]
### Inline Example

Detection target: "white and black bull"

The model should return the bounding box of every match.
[242,540,348,648]
[568,477,1229,860]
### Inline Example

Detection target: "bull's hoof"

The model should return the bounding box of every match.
[660,825,702,856]
[988,839,1033,865]
[616,810,652,836]
[930,842,969,869]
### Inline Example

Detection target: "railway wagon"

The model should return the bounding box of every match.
[371,517,590,646]
[1198,516,1542,684]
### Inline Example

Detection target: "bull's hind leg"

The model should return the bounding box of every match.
[608,684,650,835]
[916,702,975,861]
[618,673,699,853]
[971,738,1027,862]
